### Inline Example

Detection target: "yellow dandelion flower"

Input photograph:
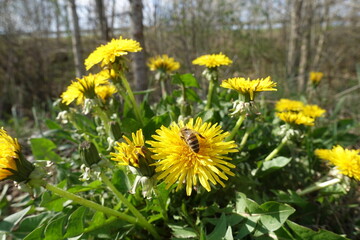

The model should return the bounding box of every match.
[275,99,305,112]
[85,36,142,70]
[0,128,34,182]
[148,54,180,73]
[61,71,113,105]
[111,129,146,168]
[309,71,324,85]
[0,128,20,180]
[315,145,360,180]
[147,118,238,196]
[276,112,315,126]
[220,76,277,101]
[95,84,117,102]
[302,104,326,118]
[192,53,232,68]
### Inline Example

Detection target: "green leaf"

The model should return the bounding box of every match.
[258,157,291,176]
[71,113,97,135]
[207,213,228,240]
[14,212,49,237]
[87,211,106,229]
[180,73,200,88]
[168,224,197,238]
[64,206,87,238]
[40,191,68,212]
[112,169,131,193]
[185,88,201,102]
[0,206,31,232]
[224,226,234,240]
[236,217,258,239]
[43,215,65,240]
[286,220,349,240]
[258,202,295,232]
[172,73,199,87]
[23,225,45,240]
[30,138,62,162]
[235,192,260,214]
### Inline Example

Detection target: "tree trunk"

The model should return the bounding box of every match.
[95,0,110,41]
[286,0,303,88]
[129,0,148,102]
[68,0,85,77]
[297,0,314,92]
[313,1,330,68]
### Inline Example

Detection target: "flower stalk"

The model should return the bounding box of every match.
[42,180,160,239]
[297,178,341,196]
[205,77,216,110]
[264,133,291,161]
[226,113,246,141]
[99,172,160,238]
[119,73,144,127]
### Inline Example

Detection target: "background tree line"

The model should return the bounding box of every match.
[0,0,359,121]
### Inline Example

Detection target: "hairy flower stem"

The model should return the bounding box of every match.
[226,114,246,141]
[119,74,144,127]
[160,79,167,99]
[43,180,160,239]
[264,133,290,161]
[238,129,251,152]
[297,178,341,196]
[99,172,160,239]
[205,79,216,110]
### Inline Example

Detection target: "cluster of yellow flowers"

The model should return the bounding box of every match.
[112,118,238,196]
[3,35,358,198]
[275,99,326,126]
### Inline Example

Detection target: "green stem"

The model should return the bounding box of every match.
[226,114,246,141]
[297,178,341,196]
[205,79,216,110]
[264,133,290,161]
[43,181,136,224]
[119,74,144,127]
[160,79,167,99]
[100,172,160,239]
[93,106,111,137]
[238,129,251,152]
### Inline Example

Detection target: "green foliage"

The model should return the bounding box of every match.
[1,44,360,240]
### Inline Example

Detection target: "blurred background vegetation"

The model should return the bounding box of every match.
[0,0,359,130]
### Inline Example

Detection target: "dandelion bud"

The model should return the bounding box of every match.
[79,141,101,167]
[0,128,34,183]
[137,146,155,177]
[109,121,122,140]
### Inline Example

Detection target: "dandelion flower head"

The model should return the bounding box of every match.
[275,99,305,112]
[61,71,114,105]
[147,118,238,196]
[192,53,232,68]
[148,54,180,73]
[315,145,360,180]
[0,128,20,180]
[276,112,315,126]
[111,129,145,168]
[302,104,326,118]
[309,71,324,85]
[275,99,326,125]
[85,36,142,70]
[220,76,277,101]
[96,84,117,103]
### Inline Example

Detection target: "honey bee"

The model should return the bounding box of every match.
[180,127,204,153]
